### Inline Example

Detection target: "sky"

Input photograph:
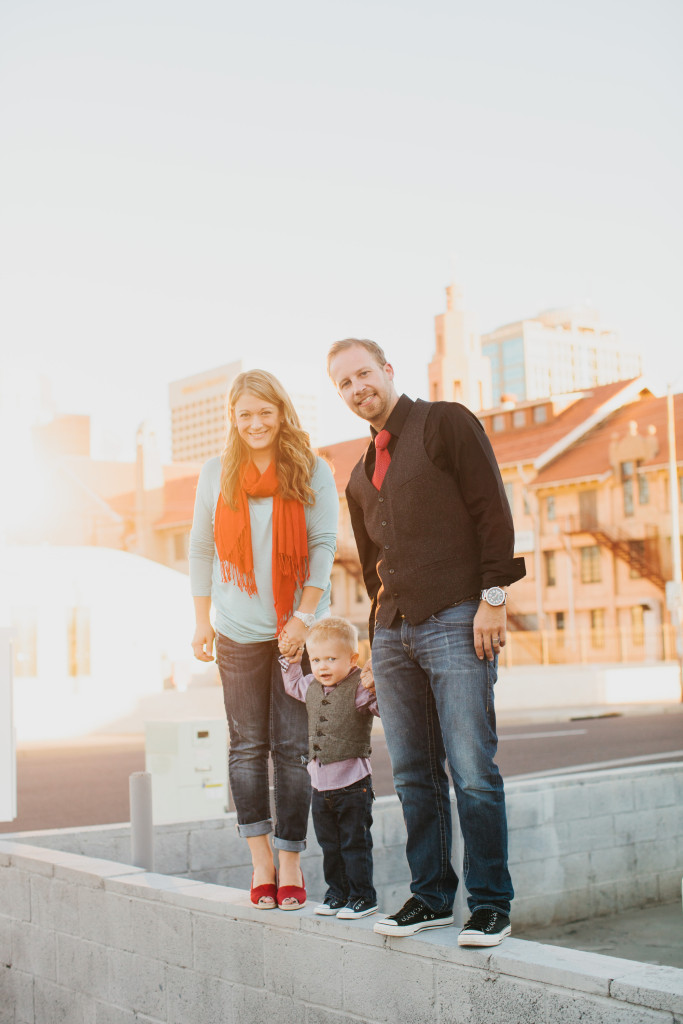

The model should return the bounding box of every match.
[1,0,682,462]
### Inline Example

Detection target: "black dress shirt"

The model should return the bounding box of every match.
[346,394,524,610]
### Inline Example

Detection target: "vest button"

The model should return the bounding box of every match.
[384,544,389,549]
[389,569,395,574]
[313,744,321,751]
[378,496,384,502]
[316,730,323,736]
[321,699,330,705]
[381,520,387,526]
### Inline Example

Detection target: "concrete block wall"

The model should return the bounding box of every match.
[8,763,682,931]
[1,839,682,1024]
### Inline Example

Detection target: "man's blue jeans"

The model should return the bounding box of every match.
[371,600,513,915]
[216,633,311,852]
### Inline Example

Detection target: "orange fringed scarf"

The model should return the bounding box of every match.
[214,461,309,634]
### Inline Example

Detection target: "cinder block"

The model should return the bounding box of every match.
[128,898,193,968]
[6,844,57,876]
[437,961,669,1024]
[166,964,234,1024]
[489,938,621,996]
[30,874,80,934]
[108,949,167,1018]
[189,824,245,873]
[80,888,125,944]
[1,965,33,1024]
[57,933,110,1000]
[154,830,190,876]
[556,815,616,855]
[34,978,92,1024]
[550,785,592,822]
[509,824,562,861]
[657,869,683,902]
[509,855,565,896]
[507,790,549,831]
[611,963,683,1015]
[372,843,411,887]
[55,856,144,889]
[0,917,10,967]
[615,873,660,911]
[589,779,634,818]
[342,941,435,1022]
[613,809,658,845]
[12,919,57,980]
[588,881,619,918]
[634,775,677,811]
[264,927,343,1008]
[635,838,679,875]
[0,867,31,921]
[106,871,199,902]
[589,844,637,883]
[93,1003,137,1024]
[232,985,307,1024]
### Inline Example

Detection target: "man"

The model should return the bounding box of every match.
[327,338,525,946]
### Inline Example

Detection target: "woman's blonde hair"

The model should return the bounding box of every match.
[220,369,317,508]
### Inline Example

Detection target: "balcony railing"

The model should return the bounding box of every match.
[499,624,679,667]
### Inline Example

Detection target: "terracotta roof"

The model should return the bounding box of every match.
[319,438,369,493]
[154,474,200,528]
[486,379,646,467]
[533,391,683,486]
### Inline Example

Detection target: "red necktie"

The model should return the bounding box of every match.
[372,429,392,490]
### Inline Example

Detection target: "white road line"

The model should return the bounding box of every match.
[509,749,683,780]
[499,729,587,741]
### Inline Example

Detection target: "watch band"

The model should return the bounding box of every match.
[293,610,316,628]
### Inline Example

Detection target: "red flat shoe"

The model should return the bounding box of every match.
[277,872,306,911]
[251,873,277,910]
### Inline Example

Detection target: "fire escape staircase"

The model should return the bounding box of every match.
[571,519,666,591]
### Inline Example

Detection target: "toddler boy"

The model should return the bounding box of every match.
[280,616,379,919]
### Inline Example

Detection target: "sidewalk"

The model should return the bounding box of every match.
[516,899,682,970]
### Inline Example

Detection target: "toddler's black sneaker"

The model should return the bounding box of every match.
[336,897,378,920]
[373,896,453,936]
[458,908,511,946]
[314,896,348,916]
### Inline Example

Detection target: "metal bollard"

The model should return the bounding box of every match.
[129,771,154,871]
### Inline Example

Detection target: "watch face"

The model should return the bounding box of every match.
[485,587,505,606]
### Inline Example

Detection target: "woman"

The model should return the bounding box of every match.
[189,369,338,910]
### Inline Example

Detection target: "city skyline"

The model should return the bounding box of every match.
[2,0,681,463]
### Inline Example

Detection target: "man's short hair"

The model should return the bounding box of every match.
[326,338,388,378]
[306,616,359,652]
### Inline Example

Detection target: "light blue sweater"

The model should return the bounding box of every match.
[189,456,339,643]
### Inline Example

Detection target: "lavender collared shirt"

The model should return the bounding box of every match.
[280,658,379,793]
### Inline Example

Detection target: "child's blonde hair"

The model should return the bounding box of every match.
[306,617,358,653]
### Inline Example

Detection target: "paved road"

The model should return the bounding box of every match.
[2,708,681,834]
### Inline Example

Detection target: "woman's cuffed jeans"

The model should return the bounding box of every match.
[371,600,513,915]
[216,632,311,851]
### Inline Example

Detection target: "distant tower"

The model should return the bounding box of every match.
[429,283,492,411]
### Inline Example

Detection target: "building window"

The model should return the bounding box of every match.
[623,478,634,517]
[545,495,556,521]
[628,539,645,579]
[504,482,514,514]
[544,550,556,587]
[679,476,683,503]
[555,611,565,631]
[67,608,91,677]
[523,491,530,515]
[355,580,365,604]
[512,410,526,428]
[533,405,547,424]
[492,414,505,432]
[638,473,649,505]
[631,605,645,646]
[580,545,601,583]
[11,608,37,677]
[590,609,605,648]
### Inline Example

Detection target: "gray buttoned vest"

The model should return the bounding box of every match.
[347,398,482,627]
[305,669,372,765]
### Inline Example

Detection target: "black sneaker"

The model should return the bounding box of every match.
[458,908,511,946]
[373,896,453,936]
[336,897,378,920]
[314,896,348,916]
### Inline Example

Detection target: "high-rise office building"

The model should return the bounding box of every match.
[481,306,641,406]
[429,283,492,410]
[169,360,319,463]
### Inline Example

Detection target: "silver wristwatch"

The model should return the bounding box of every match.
[293,610,316,628]
[480,587,506,607]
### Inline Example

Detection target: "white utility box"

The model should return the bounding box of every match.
[145,719,229,824]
